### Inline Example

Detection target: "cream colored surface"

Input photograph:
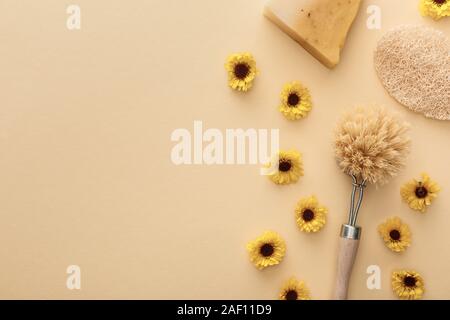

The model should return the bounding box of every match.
[0,0,449,299]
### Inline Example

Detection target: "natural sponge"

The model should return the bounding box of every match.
[374,25,450,121]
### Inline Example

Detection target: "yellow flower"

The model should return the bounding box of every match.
[378,217,411,252]
[246,231,286,270]
[392,270,425,300]
[279,277,311,300]
[295,196,327,233]
[266,150,304,185]
[279,81,312,120]
[400,173,440,213]
[419,0,450,20]
[225,52,258,92]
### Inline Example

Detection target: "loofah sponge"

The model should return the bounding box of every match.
[374,25,450,121]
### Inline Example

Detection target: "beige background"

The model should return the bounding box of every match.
[0,0,449,299]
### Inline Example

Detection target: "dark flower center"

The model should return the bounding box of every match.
[415,186,428,199]
[404,276,417,288]
[389,229,401,241]
[260,243,274,257]
[302,209,315,222]
[279,160,292,172]
[285,290,298,300]
[433,0,447,5]
[287,93,300,107]
[234,63,250,79]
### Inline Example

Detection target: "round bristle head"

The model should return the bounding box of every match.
[334,106,410,185]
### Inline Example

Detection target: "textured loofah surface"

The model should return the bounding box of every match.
[374,25,450,121]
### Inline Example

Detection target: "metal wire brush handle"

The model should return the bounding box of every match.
[334,174,366,300]
[348,175,367,226]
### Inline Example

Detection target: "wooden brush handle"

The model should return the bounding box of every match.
[334,225,361,300]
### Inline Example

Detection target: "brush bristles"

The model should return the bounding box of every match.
[334,106,410,185]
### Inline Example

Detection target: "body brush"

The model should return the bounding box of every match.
[333,106,410,299]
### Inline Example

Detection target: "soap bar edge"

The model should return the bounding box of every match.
[263,5,337,69]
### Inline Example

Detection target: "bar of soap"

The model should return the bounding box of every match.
[264,0,362,68]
